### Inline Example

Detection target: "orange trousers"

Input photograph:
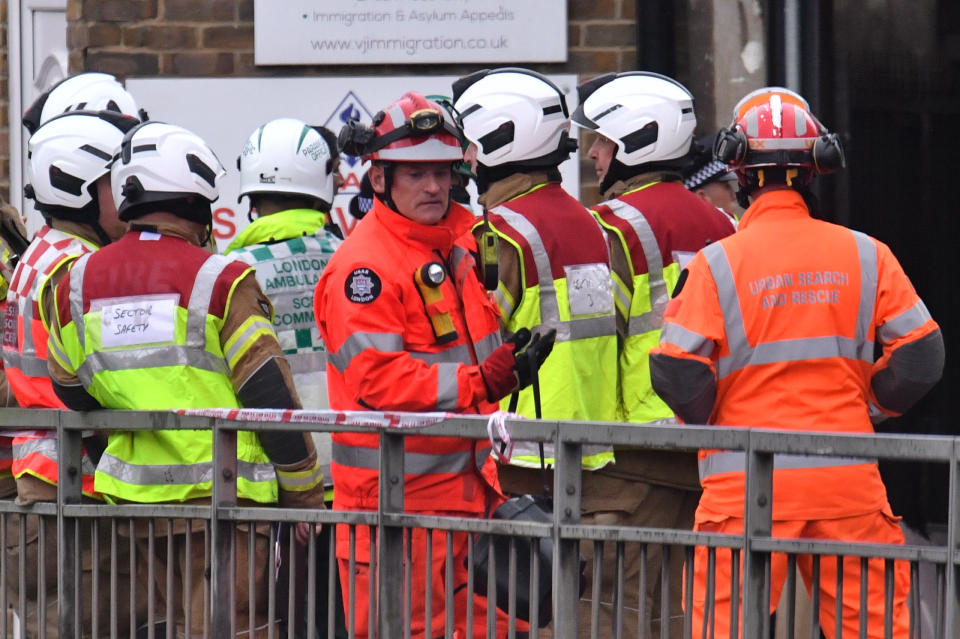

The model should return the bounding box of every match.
[691,510,910,639]
[338,519,525,639]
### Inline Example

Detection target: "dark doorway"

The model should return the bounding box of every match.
[769,0,960,531]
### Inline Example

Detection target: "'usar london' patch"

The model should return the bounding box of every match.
[345,268,381,304]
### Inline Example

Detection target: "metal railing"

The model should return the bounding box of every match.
[0,407,956,639]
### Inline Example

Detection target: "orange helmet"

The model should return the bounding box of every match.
[338,92,463,163]
[714,87,844,184]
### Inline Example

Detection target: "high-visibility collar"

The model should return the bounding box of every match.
[737,188,809,231]
[373,196,474,252]
[478,171,553,209]
[225,208,328,254]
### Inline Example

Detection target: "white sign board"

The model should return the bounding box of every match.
[125,75,580,253]
[253,0,567,65]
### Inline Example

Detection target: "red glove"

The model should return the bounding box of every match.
[479,329,531,402]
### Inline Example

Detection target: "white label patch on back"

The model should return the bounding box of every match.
[565,263,614,317]
[97,294,178,348]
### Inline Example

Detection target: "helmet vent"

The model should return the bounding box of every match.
[621,121,659,154]
[79,144,112,162]
[478,121,515,155]
[48,165,84,196]
[186,153,217,187]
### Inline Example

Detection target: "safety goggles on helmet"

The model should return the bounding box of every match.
[338,92,463,163]
[364,107,461,154]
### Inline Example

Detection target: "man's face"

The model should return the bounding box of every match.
[370,161,452,225]
[587,133,618,182]
[331,157,344,194]
[697,179,743,220]
[96,175,128,242]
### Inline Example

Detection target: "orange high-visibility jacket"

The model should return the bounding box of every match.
[651,189,943,520]
[2,226,98,495]
[314,197,503,515]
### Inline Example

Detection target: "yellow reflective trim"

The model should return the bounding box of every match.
[223,315,276,370]
[494,281,516,318]
[506,181,549,202]
[276,460,323,492]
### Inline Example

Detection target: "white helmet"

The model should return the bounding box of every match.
[238,118,338,208]
[112,121,225,221]
[25,110,139,213]
[452,68,577,168]
[23,72,144,135]
[571,72,696,166]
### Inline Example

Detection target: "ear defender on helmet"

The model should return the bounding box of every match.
[713,126,748,167]
[812,131,845,174]
[337,119,377,158]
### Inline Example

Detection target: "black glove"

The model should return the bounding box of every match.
[514,329,556,390]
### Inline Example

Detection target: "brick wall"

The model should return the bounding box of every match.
[0,2,9,201]
[67,0,637,205]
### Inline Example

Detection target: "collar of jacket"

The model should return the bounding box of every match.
[127,220,205,246]
[478,171,555,210]
[224,208,327,254]
[737,188,809,232]
[50,220,104,249]
[601,170,682,201]
[372,195,474,252]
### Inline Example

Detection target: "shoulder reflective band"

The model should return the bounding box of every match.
[877,299,932,343]
[603,200,668,336]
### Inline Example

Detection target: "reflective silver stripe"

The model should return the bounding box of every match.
[97,452,276,486]
[660,323,715,358]
[473,332,501,363]
[47,336,72,375]
[15,438,104,477]
[188,255,234,349]
[877,300,931,343]
[18,299,37,358]
[407,334,499,368]
[852,230,877,355]
[69,252,93,351]
[224,316,274,365]
[698,451,877,481]
[2,350,50,377]
[327,332,404,373]
[78,346,230,386]
[409,345,471,366]
[495,207,561,325]
[332,443,474,475]
[285,350,327,375]
[739,336,870,369]
[703,243,751,376]
[612,278,630,313]
[494,206,616,344]
[436,362,459,411]
[604,201,669,337]
[493,288,514,317]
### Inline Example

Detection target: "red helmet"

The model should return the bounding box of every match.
[338,92,463,163]
[714,87,843,183]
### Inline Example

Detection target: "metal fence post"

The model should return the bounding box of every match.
[553,425,581,639]
[211,419,238,639]
[945,439,960,639]
[57,412,83,639]
[742,436,773,639]
[379,430,405,639]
